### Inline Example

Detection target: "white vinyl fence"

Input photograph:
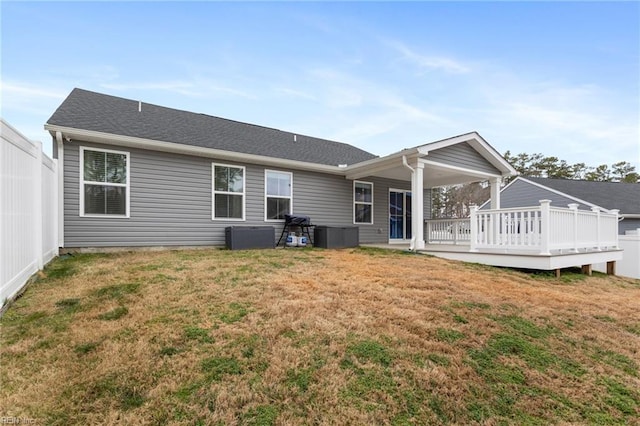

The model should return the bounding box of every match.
[1,118,58,304]
[595,230,640,279]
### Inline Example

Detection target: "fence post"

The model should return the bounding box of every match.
[539,200,551,255]
[568,203,579,252]
[470,204,478,252]
[34,141,44,269]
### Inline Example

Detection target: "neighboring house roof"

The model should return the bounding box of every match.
[46,88,377,167]
[504,176,640,215]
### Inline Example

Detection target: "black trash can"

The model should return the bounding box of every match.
[314,226,359,249]
[225,226,275,250]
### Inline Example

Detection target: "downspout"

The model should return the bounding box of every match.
[402,156,416,251]
[55,131,64,249]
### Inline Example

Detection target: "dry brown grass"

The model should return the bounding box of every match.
[1,247,639,425]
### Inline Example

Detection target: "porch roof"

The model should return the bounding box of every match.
[343,132,517,187]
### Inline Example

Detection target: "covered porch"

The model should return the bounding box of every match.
[346,132,622,273]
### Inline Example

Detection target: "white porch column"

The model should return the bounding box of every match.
[490,177,502,209]
[412,161,425,250]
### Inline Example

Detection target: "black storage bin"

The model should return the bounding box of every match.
[225,226,275,250]
[314,226,359,249]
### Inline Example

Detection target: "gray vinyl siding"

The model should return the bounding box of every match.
[619,219,640,235]
[429,142,500,175]
[63,140,420,247]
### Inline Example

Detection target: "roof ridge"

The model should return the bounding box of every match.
[526,176,639,185]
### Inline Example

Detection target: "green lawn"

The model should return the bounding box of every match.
[1,248,639,425]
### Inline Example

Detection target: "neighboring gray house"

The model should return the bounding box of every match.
[488,176,640,234]
[45,88,516,250]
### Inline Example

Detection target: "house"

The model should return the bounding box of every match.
[45,88,516,250]
[488,176,640,234]
[45,88,622,274]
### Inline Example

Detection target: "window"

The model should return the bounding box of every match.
[213,163,245,220]
[80,147,129,217]
[354,181,373,224]
[265,170,292,221]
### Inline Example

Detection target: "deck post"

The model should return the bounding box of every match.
[469,204,478,252]
[568,203,579,252]
[610,210,620,249]
[425,221,431,244]
[539,200,551,255]
[606,261,616,275]
[591,206,601,250]
[581,264,593,276]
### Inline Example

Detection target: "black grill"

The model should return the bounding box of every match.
[284,214,311,226]
[277,214,314,246]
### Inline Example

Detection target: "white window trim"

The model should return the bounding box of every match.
[79,146,130,218]
[353,180,374,225]
[212,162,246,221]
[264,169,293,222]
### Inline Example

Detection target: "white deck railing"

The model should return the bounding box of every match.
[425,218,471,244]
[425,200,619,255]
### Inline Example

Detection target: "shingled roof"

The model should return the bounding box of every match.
[525,176,640,214]
[46,88,377,166]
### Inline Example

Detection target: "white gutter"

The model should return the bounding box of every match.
[44,125,349,176]
[55,131,64,248]
[402,155,415,174]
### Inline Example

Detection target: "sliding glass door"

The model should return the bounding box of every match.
[389,190,412,241]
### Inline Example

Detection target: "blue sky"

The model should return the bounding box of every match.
[2,1,639,170]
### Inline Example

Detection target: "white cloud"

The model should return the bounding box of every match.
[101,80,256,99]
[0,81,66,99]
[385,40,471,74]
[474,78,640,168]
[276,66,453,153]
[0,81,68,116]
[0,80,66,155]
[273,87,317,101]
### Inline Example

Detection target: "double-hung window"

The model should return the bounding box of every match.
[213,163,245,220]
[265,170,292,221]
[354,181,373,224]
[80,147,129,217]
